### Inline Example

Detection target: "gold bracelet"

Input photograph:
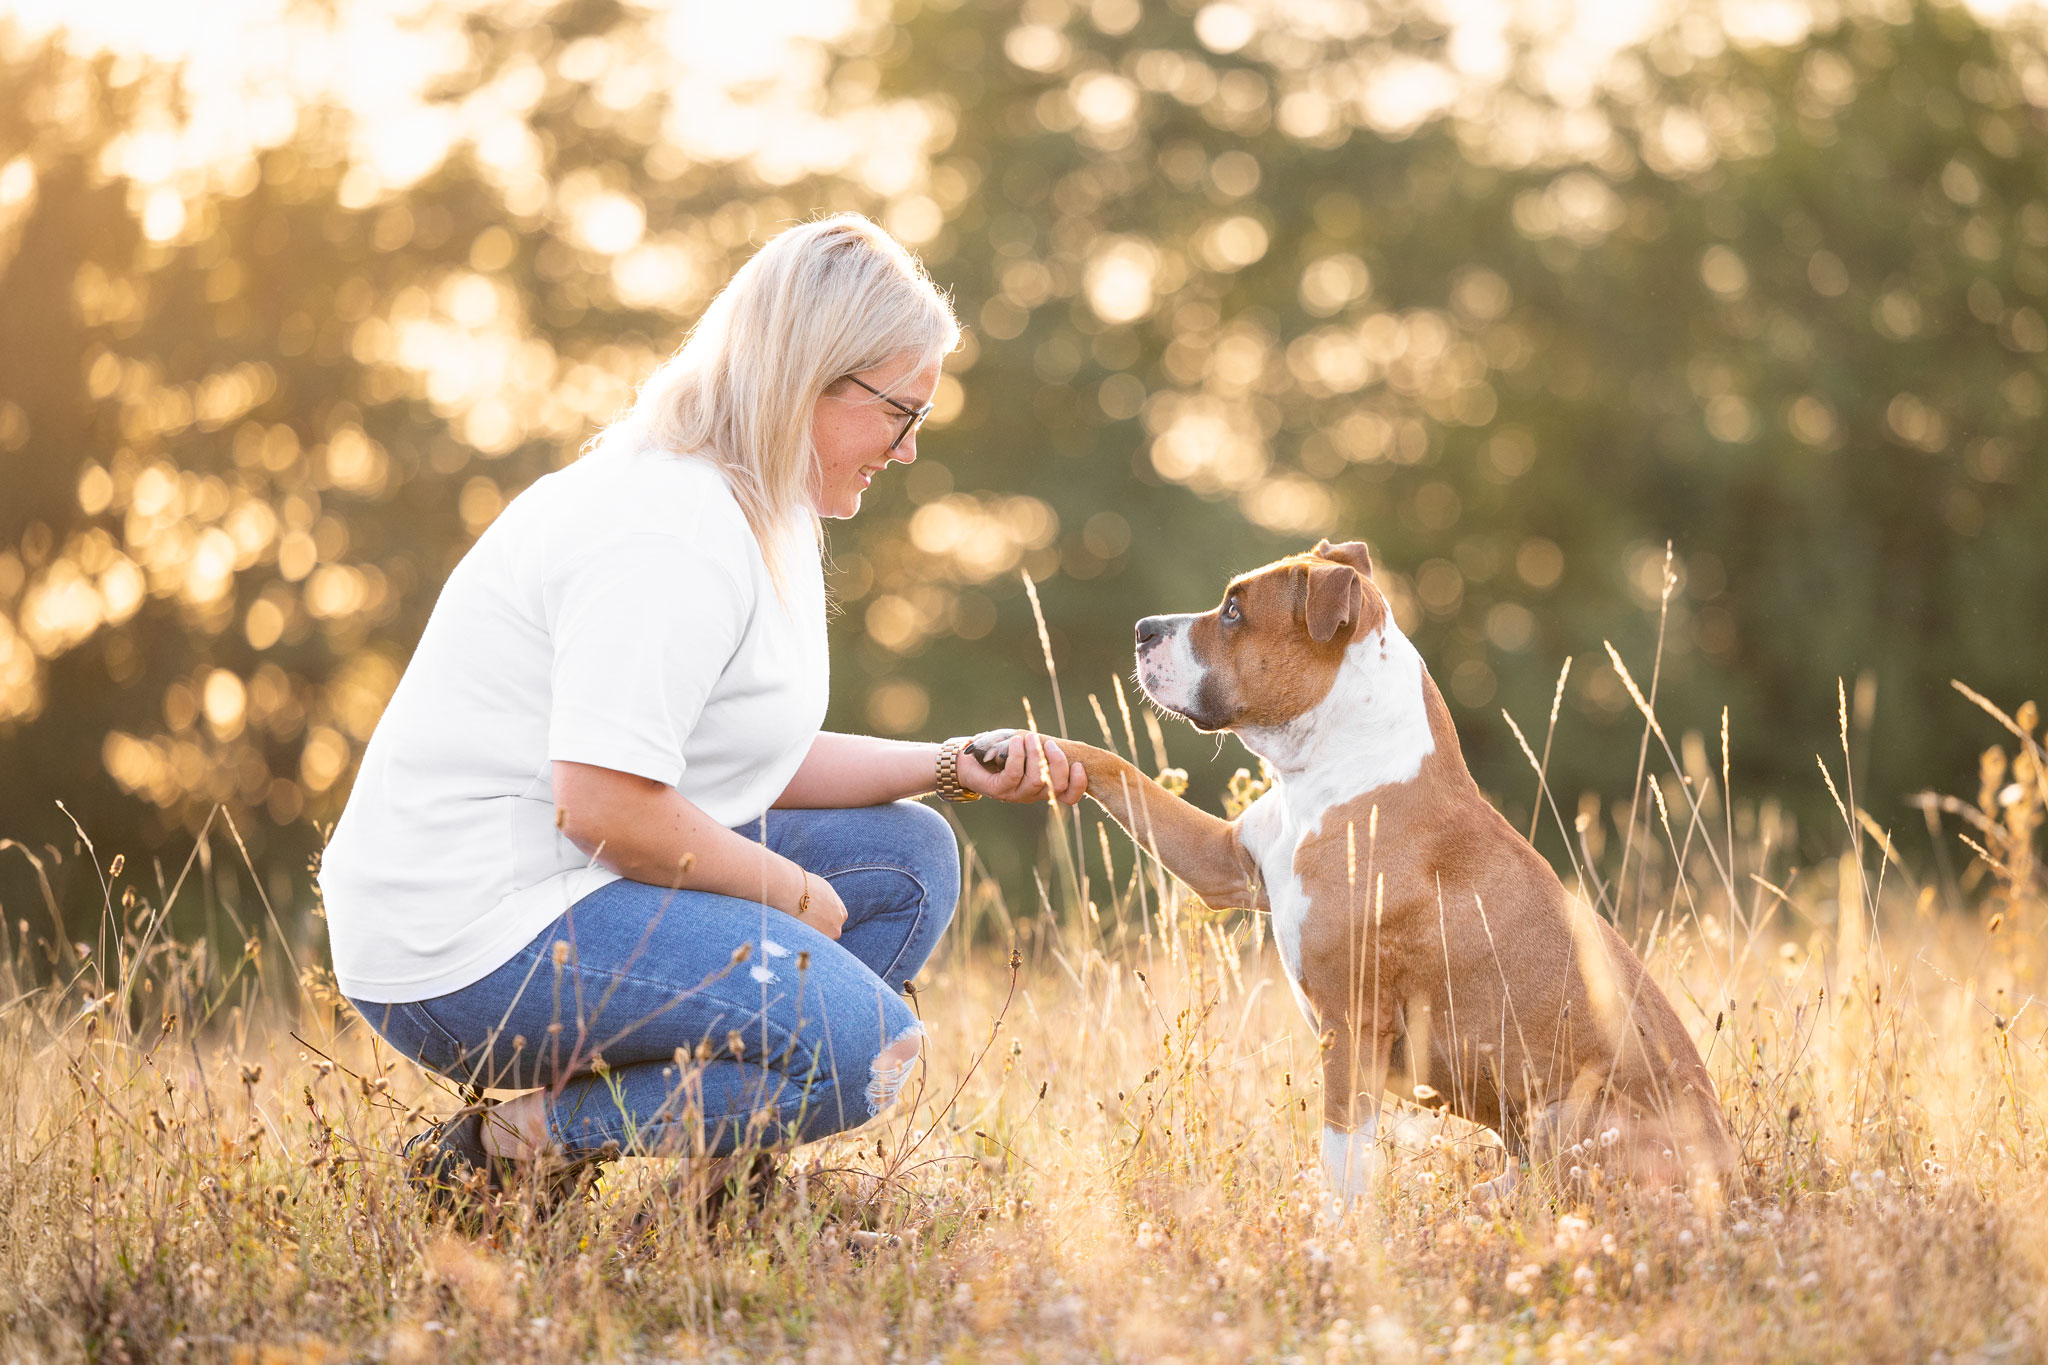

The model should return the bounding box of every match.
[797,869,813,916]
[935,736,981,803]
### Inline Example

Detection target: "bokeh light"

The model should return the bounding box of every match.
[0,0,2043,895]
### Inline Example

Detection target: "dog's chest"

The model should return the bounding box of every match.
[1240,791,1324,1022]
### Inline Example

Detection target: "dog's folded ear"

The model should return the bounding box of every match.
[1312,539,1374,577]
[1304,561,1364,645]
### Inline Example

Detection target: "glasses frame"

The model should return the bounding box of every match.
[843,373,934,451]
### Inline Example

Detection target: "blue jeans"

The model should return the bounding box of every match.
[348,801,958,1157]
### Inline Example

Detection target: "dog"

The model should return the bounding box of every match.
[969,539,1739,1210]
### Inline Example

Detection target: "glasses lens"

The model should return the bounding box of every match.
[894,407,931,450]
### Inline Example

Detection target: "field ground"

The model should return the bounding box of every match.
[3,695,2046,1363]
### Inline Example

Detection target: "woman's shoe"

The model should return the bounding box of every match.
[620,1148,780,1250]
[401,1105,504,1227]
[527,1139,621,1218]
[402,1106,619,1230]
[699,1149,779,1225]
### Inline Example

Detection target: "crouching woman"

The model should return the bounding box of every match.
[315,215,1084,1214]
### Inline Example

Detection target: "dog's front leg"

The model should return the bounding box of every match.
[968,730,1263,909]
[1319,1015,1395,1219]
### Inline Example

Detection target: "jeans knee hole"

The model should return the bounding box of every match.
[865,1024,924,1119]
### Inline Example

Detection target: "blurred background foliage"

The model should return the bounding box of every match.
[0,0,2043,925]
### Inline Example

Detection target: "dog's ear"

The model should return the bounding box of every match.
[1304,562,1363,645]
[1312,539,1374,577]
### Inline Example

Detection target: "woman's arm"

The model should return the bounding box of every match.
[552,760,849,938]
[773,731,1086,808]
[773,733,943,808]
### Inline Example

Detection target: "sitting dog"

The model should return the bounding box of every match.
[970,539,1738,1209]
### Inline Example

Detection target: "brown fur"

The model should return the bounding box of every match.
[974,539,1740,1196]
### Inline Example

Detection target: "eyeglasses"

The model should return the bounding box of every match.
[843,373,934,451]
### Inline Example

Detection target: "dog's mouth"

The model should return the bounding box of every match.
[1134,642,1229,733]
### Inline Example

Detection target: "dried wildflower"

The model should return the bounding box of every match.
[1222,764,1274,818]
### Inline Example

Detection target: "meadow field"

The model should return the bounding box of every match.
[6,0,2048,1360]
[3,664,2044,1364]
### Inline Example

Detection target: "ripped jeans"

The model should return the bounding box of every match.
[348,801,957,1158]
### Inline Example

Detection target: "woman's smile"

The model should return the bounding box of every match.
[811,353,940,518]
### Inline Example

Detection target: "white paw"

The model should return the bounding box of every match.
[1321,1122,1383,1219]
[1469,1163,1520,1211]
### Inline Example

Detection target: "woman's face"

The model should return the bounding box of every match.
[810,352,941,519]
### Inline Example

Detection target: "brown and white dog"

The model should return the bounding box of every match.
[972,539,1738,1210]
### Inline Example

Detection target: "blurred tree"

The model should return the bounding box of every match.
[0,0,2043,931]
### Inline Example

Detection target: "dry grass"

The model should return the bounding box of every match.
[3,677,2046,1363]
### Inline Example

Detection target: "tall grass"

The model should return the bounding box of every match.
[2,655,2044,1361]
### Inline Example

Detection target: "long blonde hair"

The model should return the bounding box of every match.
[611,214,959,585]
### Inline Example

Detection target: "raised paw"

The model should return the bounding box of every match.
[964,729,1019,771]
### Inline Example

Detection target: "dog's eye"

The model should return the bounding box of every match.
[1222,597,1241,623]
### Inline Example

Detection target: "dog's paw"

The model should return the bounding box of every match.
[1468,1165,1520,1212]
[964,730,1019,772]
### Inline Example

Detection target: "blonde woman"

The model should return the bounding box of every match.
[317,215,1085,1218]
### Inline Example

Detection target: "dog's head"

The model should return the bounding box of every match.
[1135,539,1389,733]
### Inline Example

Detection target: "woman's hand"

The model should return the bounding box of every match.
[776,858,848,939]
[957,730,1088,805]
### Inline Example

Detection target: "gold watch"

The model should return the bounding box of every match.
[935,737,981,802]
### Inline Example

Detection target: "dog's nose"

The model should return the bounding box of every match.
[1135,616,1167,648]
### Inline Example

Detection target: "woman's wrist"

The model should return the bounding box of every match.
[769,852,809,916]
[933,736,979,802]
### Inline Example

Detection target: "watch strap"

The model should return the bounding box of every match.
[935,736,981,803]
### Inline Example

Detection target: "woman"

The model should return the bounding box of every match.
[317,215,1085,1214]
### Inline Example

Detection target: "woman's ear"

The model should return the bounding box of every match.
[1305,563,1364,645]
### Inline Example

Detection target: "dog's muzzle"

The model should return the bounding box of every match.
[1135,614,1223,729]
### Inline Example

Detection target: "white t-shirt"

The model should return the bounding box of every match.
[318,440,830,1003]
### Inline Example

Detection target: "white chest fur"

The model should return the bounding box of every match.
[1233,624,1436,1027]
[1239,792,1315,1021]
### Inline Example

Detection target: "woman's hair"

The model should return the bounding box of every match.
[610,213,959,583]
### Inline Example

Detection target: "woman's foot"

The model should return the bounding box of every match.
[401,1102,617,1230]
[401,1105,505,1227]
[700,1149,780,1224]
[621,1149,781,1248]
